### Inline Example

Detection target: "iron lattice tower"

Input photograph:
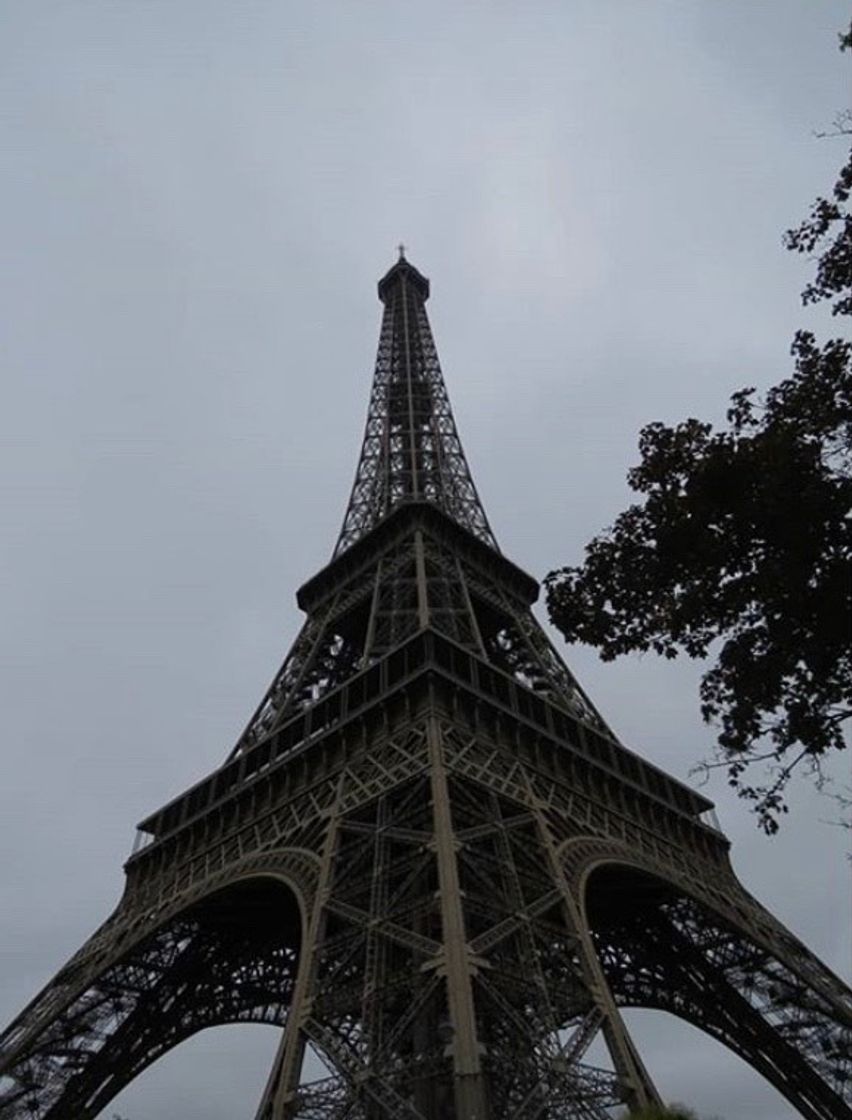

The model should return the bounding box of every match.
[1,256,850,1120]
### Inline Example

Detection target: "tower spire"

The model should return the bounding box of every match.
[334,256,496,557]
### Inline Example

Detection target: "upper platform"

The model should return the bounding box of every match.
[377,253,430,303]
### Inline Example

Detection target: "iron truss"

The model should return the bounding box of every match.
[230,502,615,757]
[252,764,637,1120]
[0,882,298,1120]
[334,256,496,558]
[1,259,851,1119]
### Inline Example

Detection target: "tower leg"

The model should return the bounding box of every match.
[427,717,490,1120]
[527,781,662,1114]
[0,873,303,1120]
[584,859,852,1120]
[259,786,344,1120]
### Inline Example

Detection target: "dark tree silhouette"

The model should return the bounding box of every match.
[546,29,851,833]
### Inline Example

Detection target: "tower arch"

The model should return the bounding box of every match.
[578,856,851,1120]
[0,868,308,1120]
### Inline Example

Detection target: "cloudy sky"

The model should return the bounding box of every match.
[1,2,849,1118]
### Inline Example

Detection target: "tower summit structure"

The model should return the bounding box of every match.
[0,258,850,1119]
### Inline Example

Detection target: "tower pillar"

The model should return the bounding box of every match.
[427,716,490,1120]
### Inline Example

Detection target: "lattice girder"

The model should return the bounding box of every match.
[335,258,495,557]
[250,714,660,1120]
[231,503,613,758]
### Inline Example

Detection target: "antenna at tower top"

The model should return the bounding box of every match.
[397,242,406,260]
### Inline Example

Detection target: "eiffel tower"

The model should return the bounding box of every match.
[1,254,850,1120]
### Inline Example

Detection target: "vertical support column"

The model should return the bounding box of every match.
[257,780,344,1120]
[414,531,430,631]
[455,558,488,658]
[399,272,421,501]
[363,561,383,661]
[529,791,661,1114]
[361,796,389,1067]
[427,716,490,1120]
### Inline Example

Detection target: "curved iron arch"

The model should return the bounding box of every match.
[0,855,317,1120]
[574,853,851,1120]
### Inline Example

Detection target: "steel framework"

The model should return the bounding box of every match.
[1,255,850,1120]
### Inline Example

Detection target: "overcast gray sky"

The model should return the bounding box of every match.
[1,3,849,1118]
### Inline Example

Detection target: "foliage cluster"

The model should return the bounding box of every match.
[546,29,851,831]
